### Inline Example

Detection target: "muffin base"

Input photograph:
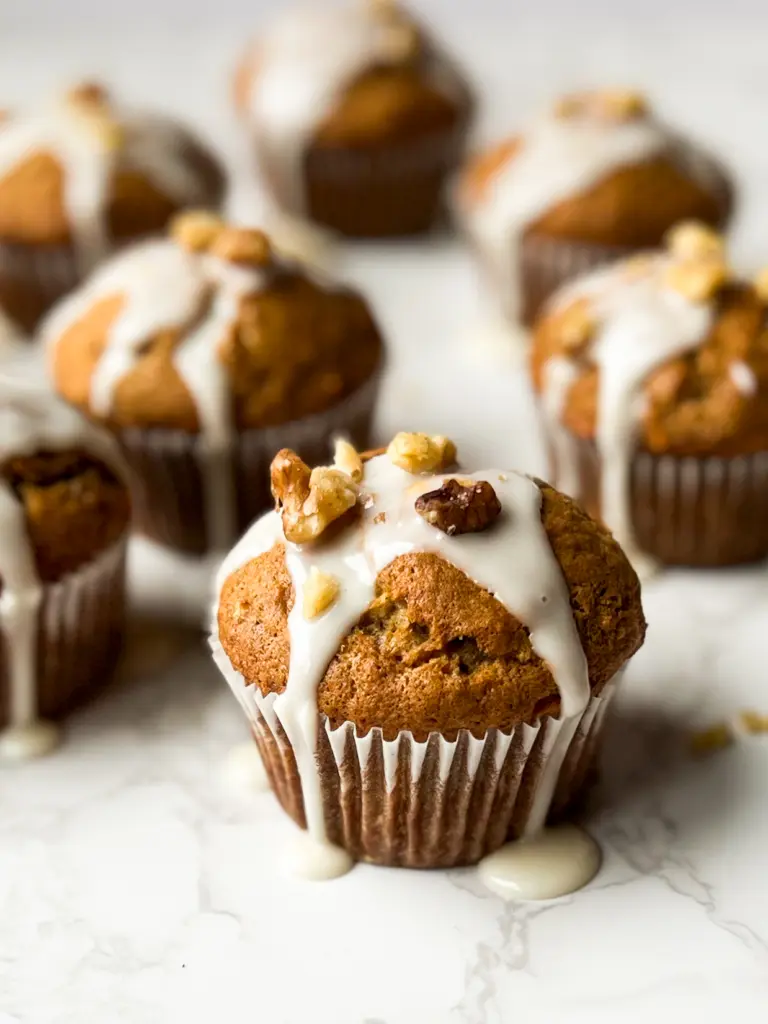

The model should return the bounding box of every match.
[212,620,617,868]
[566,439,768,567]
[0,537,127,728]
[119,369,381,556]
[257,125,470,238]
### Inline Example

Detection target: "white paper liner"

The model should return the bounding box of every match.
[211,626,617,868]
[1,535,127,726]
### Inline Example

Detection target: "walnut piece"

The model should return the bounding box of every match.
[270,448,358,544]
[559,298,595,354]
[387,432,457,474]
[739,709,768,734]
[211,227,272,267]
[753,268,768,303]
[689,722,733,757]
[171,210,225,253]
[66,81,110,109]
[555,89,647,122]
[415,478,502,535]
[303,567,340,619]
[333,438,364,482]
[665,221,724,262]
[665,258,727,303]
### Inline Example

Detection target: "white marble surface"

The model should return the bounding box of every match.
[3,14,768,1023]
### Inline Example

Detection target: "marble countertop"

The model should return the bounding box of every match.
[3,15,768,1023]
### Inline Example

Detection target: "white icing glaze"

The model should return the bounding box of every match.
[0,93,214,272]
[245,3,463,211]
[44,240,269,552]
[0,377,119,760]
[462,109,668,320]
[478,824,602,901]
[729,359,758,397]
[0,308,24,361]
[289,831,355,882]
[540,256,713,572]
[215,455,590,876]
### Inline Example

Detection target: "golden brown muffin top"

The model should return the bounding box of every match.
[216,435,645,740]
[457,90,730,247]
[0,382,130,584]
[0,82,225,249]
[530,223,768,457]
[47,213,383,433]
[234,1,472,152]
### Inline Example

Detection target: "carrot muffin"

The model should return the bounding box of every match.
[531,222,768,573]
[0,379,130,760]
[0,82,226,330]
[46,212,384,556]
[456,89,732,325]
[211,433,645,870]
[234,0,474,237]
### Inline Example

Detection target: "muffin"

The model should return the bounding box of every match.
[46,212,384,556]
[234,0,474,237]
[0,82,226,331]
[211,433,645,870]
[0,301,23,358]
[0,379,130,760]
[456,89,733,325]
[531,222,768,573]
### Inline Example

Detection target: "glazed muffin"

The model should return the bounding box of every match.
[456,89,732,325]
[212,433,645,870]
[46,212,384,556]
[531,222,768,573]
[0,379,130,760]
[0,82,226,330]
[234,0,473,237]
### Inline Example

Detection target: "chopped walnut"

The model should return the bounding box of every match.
[739,710,768,734]
[415,478,501,535]
[753,268,768,303]
[333,438,364,482]
[303,567,340,619]
[387,432,457,474]
[555,89,647,122]
[66,81,110,108]
[211,227,272,267]
[559,298,596,354]
[665,221,724,262]
[171,210,225,253]
[665,258,727,303]
[380,21,421,61]
[270,449,358,544]
[689,722,733,757]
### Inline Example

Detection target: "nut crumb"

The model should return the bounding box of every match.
[559,298,595,354]
[373,512,387,524]
[211,227,272,267]
[665,258,727,303]
[387,432,457,474]
[689,722,733,757]
[555,89,646,122]
[739,710,768,734]
[270,449,358,543]
[333,438,364,482]
[172,210,225,253]
[303,567,340,619]
[752,268,768,303]
[665,221,724,262]
[415,478,501,535]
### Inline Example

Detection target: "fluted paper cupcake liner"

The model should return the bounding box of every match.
[119,369,381,556]
[256,124,470,237]
[560,438,768,567]
[0,537,127,728]
[0,240,82,332]
[212,629,617,867]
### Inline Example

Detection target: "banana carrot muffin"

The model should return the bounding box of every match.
[212,433,645,870]
[456,89,732,325]
[0,82,225,330]
[0,380,130,760]
[46,212,384,556]
[234,0,474,237]
[531,222,768,573]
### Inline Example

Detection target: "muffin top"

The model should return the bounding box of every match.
[235,0,472,208]
[530,222,768,459]
[0,82,225,261]
[46,212,383,435]
[215,434,645,741]
[457,90,729,252]
[0,379,129,587]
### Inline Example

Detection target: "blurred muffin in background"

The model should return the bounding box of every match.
[0,380,130,761]
[456,90,732,325]
[530,222,768,575]
[46,212,384,557]
[0,82,226,331]
[234,0,474,237]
